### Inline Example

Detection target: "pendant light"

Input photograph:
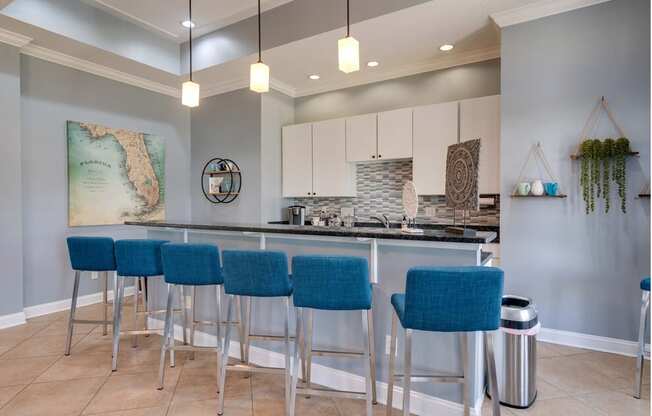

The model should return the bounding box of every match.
[182,0,199,107]
[250,0,269,93]
[338,0,359,74]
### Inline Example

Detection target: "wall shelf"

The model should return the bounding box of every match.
[511,194,567,198]
[201,158,242,204]
[205,170,241,176]
[570,151,639,160]
[638,193,650,198]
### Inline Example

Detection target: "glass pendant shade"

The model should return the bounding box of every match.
[182,80,200,107]
[250,62,269,93]
[338,36,359,73]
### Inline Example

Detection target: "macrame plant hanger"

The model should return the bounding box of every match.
[512,142,564,196]
[575,96,627,153]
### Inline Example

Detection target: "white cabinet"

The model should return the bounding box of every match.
[346,113,377,162]
[412,102,459,195]
[460,95,500,194]
[377,108,413,160]
[282,120,355,198]
[312,119,356,197]
[282,123,313,197]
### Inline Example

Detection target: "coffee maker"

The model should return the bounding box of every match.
[287,205,306,225]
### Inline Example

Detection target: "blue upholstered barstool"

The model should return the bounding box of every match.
[290,255,377,416]
[634,277,650,399]
[113,239,188,371]
[218,250,294,416]
[65,237,116,355]
[386,267,504,416]
[158,243,226,390]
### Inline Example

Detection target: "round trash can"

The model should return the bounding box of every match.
[491,295,539,409]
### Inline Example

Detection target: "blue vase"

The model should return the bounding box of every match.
[544,182,559,196]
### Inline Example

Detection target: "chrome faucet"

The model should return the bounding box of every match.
[370,214,390,229]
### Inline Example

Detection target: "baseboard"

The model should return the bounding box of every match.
[148,317,483,416]
[538,327,650,358]
[23,286,136,319]
[0,311,27,330]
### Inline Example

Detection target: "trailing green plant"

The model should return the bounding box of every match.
[580,139,594,214]
[601,138,615,213]
[591,139,602,201]
[614,137,630,213]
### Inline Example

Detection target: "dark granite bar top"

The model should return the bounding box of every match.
[126,221,497,244]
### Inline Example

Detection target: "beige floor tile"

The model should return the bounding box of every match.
[84,407,167,416]
[172,373,218,403]
[576,390,651,416]
[294,395,341,416]
[574,351,651,384]
[37,318,98,337]
[84,370,180,414]
[2,334,85,359]
[0,385,26,408]
[35,353,113,382]
[535,378,570,400]
[169,398,252,416]
[0,346,12,358]
[334,398,404,416]
[537,355,627,395]
[0,356,59,387]
[536,342,590,358]
[508,397,603,416]
[0,376,105,416]
[480,398,516,416]
[0,321,50,348]
[25,311,68,324]
[72,330,163,356]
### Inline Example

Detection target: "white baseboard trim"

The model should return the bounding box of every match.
[0,311,27,330]
[23,286,136,320]
[148,317,483,416]
[538,327,650,358]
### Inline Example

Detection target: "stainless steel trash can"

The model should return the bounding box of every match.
[492,295,538,409]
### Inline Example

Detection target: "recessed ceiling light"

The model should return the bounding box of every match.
[181,20,196,28]
[309,74,320,80]
[367,61,379,67]
[439,44,454,52]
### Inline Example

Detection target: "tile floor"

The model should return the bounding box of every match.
[0,300,648,416]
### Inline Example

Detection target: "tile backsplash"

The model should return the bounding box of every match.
[288,160,500,226]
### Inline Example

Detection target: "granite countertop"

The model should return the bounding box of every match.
[125,221,497,244]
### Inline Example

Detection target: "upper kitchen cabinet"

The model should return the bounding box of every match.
[282,123,313,197]
[377,108,413,160]
[412,102,459,195]
[460,95,500,194]
[346,113,377,162]
[312,119,356,197]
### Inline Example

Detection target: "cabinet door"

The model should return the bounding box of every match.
[282,123,313,197]
[460,95,500,194]
[377,108,413,160]
[346,113,377,162]
[312,119,356,197]
[412,102,459,195]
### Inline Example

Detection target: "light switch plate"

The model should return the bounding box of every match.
[341,207,354,217]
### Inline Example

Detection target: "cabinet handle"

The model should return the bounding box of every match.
[312,192,316,196]
[378,154,382,158]
[307,192,311,195]
[371,155,376,159]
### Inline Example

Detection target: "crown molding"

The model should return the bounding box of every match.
[0,27,33,48]
[21,44,180,98]
[201,76,297,99]
[294,46,501,98]
[490,0,612,28]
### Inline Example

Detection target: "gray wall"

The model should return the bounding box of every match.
[20,55,191,307]
[295,59,501,122]
[191,89,263,223]
[501,0,650,341]
[0,44,23,316]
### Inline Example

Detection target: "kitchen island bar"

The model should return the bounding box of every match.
[125,221,497,413]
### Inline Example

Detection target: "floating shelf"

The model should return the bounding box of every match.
[511,194,568,198]
[205,170,241,176]
[570,151,639,160]
[638,193,650,198]
[209,192,240,196]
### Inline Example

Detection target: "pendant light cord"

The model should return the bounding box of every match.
[189,0,193,81]
[346,0,350,37]
[257,0,262,63]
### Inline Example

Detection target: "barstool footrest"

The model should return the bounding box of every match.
[226,363,285,375]
[248,333,297,342]
[296,386,367,400]
[311,348,364,358]
[393,374,464,384]
[167,345,220,353]
[121,329,163,336]
[72,319,113,325]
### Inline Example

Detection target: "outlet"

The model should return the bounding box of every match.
[424,207,437,218]
[91,272,99,280]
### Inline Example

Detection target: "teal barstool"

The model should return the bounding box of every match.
[113,239,188,372]
[289,255,376,416]
[634,277,650,399]
[386,267,504,416]
[65,237,116,355]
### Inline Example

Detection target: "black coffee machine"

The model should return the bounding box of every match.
[287,205,306,225]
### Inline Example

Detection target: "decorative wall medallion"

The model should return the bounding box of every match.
[446,139,480,211]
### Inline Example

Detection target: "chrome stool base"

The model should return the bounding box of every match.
[634,290,650,399]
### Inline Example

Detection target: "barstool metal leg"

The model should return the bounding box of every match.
[157,284,174,390]
[635,291,650,399]
[102,271,109,336]
[180,285,189,345]
[235,296,246,361]
[460,333,470,416]
[244,296,252,365]
[305,309,314,392]
[190,286,197,360]
[218,294,234,416]
[216,286,223,394]
[132,277,140,348]
[402,328,412,416]
[484,331,501,416]
[367,309,378,404]
[289,307,304,416]
[64,271,81,356]
[361,310,373,416]
[141,277,149,334]
[284,298,291,415]
[112,277,125,371]
[386,311,398,416]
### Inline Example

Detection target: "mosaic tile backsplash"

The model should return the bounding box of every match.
[288,159,500,226]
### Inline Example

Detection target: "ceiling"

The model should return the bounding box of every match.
[85,0,294,41]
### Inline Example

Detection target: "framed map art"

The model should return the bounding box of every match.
[67,121,165,226]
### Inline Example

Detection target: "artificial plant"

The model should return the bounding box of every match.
[614,137,630,213]
[601,138,615,213]
[580,139,594,214]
